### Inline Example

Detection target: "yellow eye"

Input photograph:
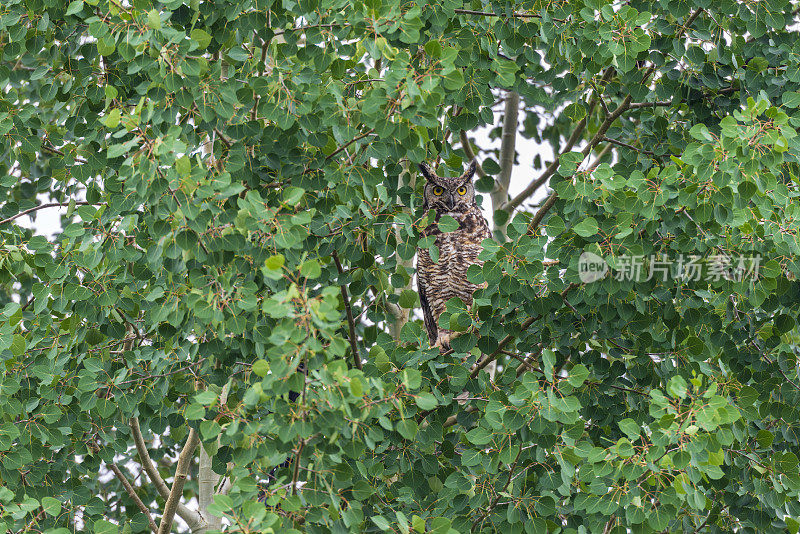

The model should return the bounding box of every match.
[457,186,467,195]
[432,186,444,196]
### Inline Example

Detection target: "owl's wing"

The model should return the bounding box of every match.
[417,273,437,346]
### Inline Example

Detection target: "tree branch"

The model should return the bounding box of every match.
[157,428,200,534]
[198,445,220,530]
[0,201,95,226]
[130,418,205,532]
[471,447,523,532]
[524,95,634,235]
[473,283,579,380]
[628,100,672,109]
[389,160,416,340]
[601,136,658,157]
[491,90,520,237]
[325,129,375,161]
[502,69,614,212]
[332,250,362,370]
[291,439,306,496]
[585,143,613,173]
[108,463,159,533]
[453,8,565,21]
[41,143,88,163]
[454,8,540,17]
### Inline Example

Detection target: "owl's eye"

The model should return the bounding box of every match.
[457,186,467,195]
[432,186,444,196]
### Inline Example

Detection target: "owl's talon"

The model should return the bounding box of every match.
[433,331,453,352]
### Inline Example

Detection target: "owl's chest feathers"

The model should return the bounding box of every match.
[420,210,489,271]
[424,208,488,239]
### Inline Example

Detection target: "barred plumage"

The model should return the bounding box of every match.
[416,160,491,350]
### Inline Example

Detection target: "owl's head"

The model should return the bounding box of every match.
[418,159,477,212]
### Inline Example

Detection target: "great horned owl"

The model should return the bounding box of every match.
[416,160,492,350]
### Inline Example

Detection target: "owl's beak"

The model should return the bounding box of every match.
[445,195,455,210]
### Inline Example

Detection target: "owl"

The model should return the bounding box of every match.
[416,160,492,350]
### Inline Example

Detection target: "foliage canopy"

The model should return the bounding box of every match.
[2,0,800,532]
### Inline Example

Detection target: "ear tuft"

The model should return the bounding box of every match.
[418,162,435,182]
[463,159,477,181]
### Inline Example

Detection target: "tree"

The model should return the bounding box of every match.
[2,0,800,532]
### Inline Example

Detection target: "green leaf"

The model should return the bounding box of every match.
[737,385,758,406]
[191,28,212,50]
[147,10,162,29]
[667,376,688,399]
[103,109,121,129]
[350,376,363,397]
[396,420,418,440]
[563,102,586,122]
[430,517,452,534]
[300,259,321,279]
[438,215,459,233]
[194,390,217,406]
[372,516,392,530]
[567,364,589,386]
[546,215,565,237]
[282,186,305,206]
[176,155,191,177]
[402,368,422,390]
[573,218,599,237]
[424,40,441,57]
[65,0,84,15]
[618,418,640,440]
[94,520,117,534]
[252,360,269,377]
[399,290,418,309]
[264,254,285,271]
[414,392,438,410]
[41,496,62,516]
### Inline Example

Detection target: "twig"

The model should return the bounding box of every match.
[454,8,556,20]
[471,314,542,380]
[515,345,546,377]
[628,100,672,109]
[325,129,375,161]
[601,136,657,157]
[471,447,523,532]
[472,284,578,380]
[501,349,542,374]
[115,359,205,386]
[291,439,306,496]
[693,504,728,532]
[251,38,269,121]
[108,463,159,533]
[157,428,199,534]
[602,516,617,534]
[0,201,95,226]
[443,405,480,428]
[526,192,558,234]
[41,143,88,163]
[214,128,232,149]
[332,251,362,370]
[585,143,613,173]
